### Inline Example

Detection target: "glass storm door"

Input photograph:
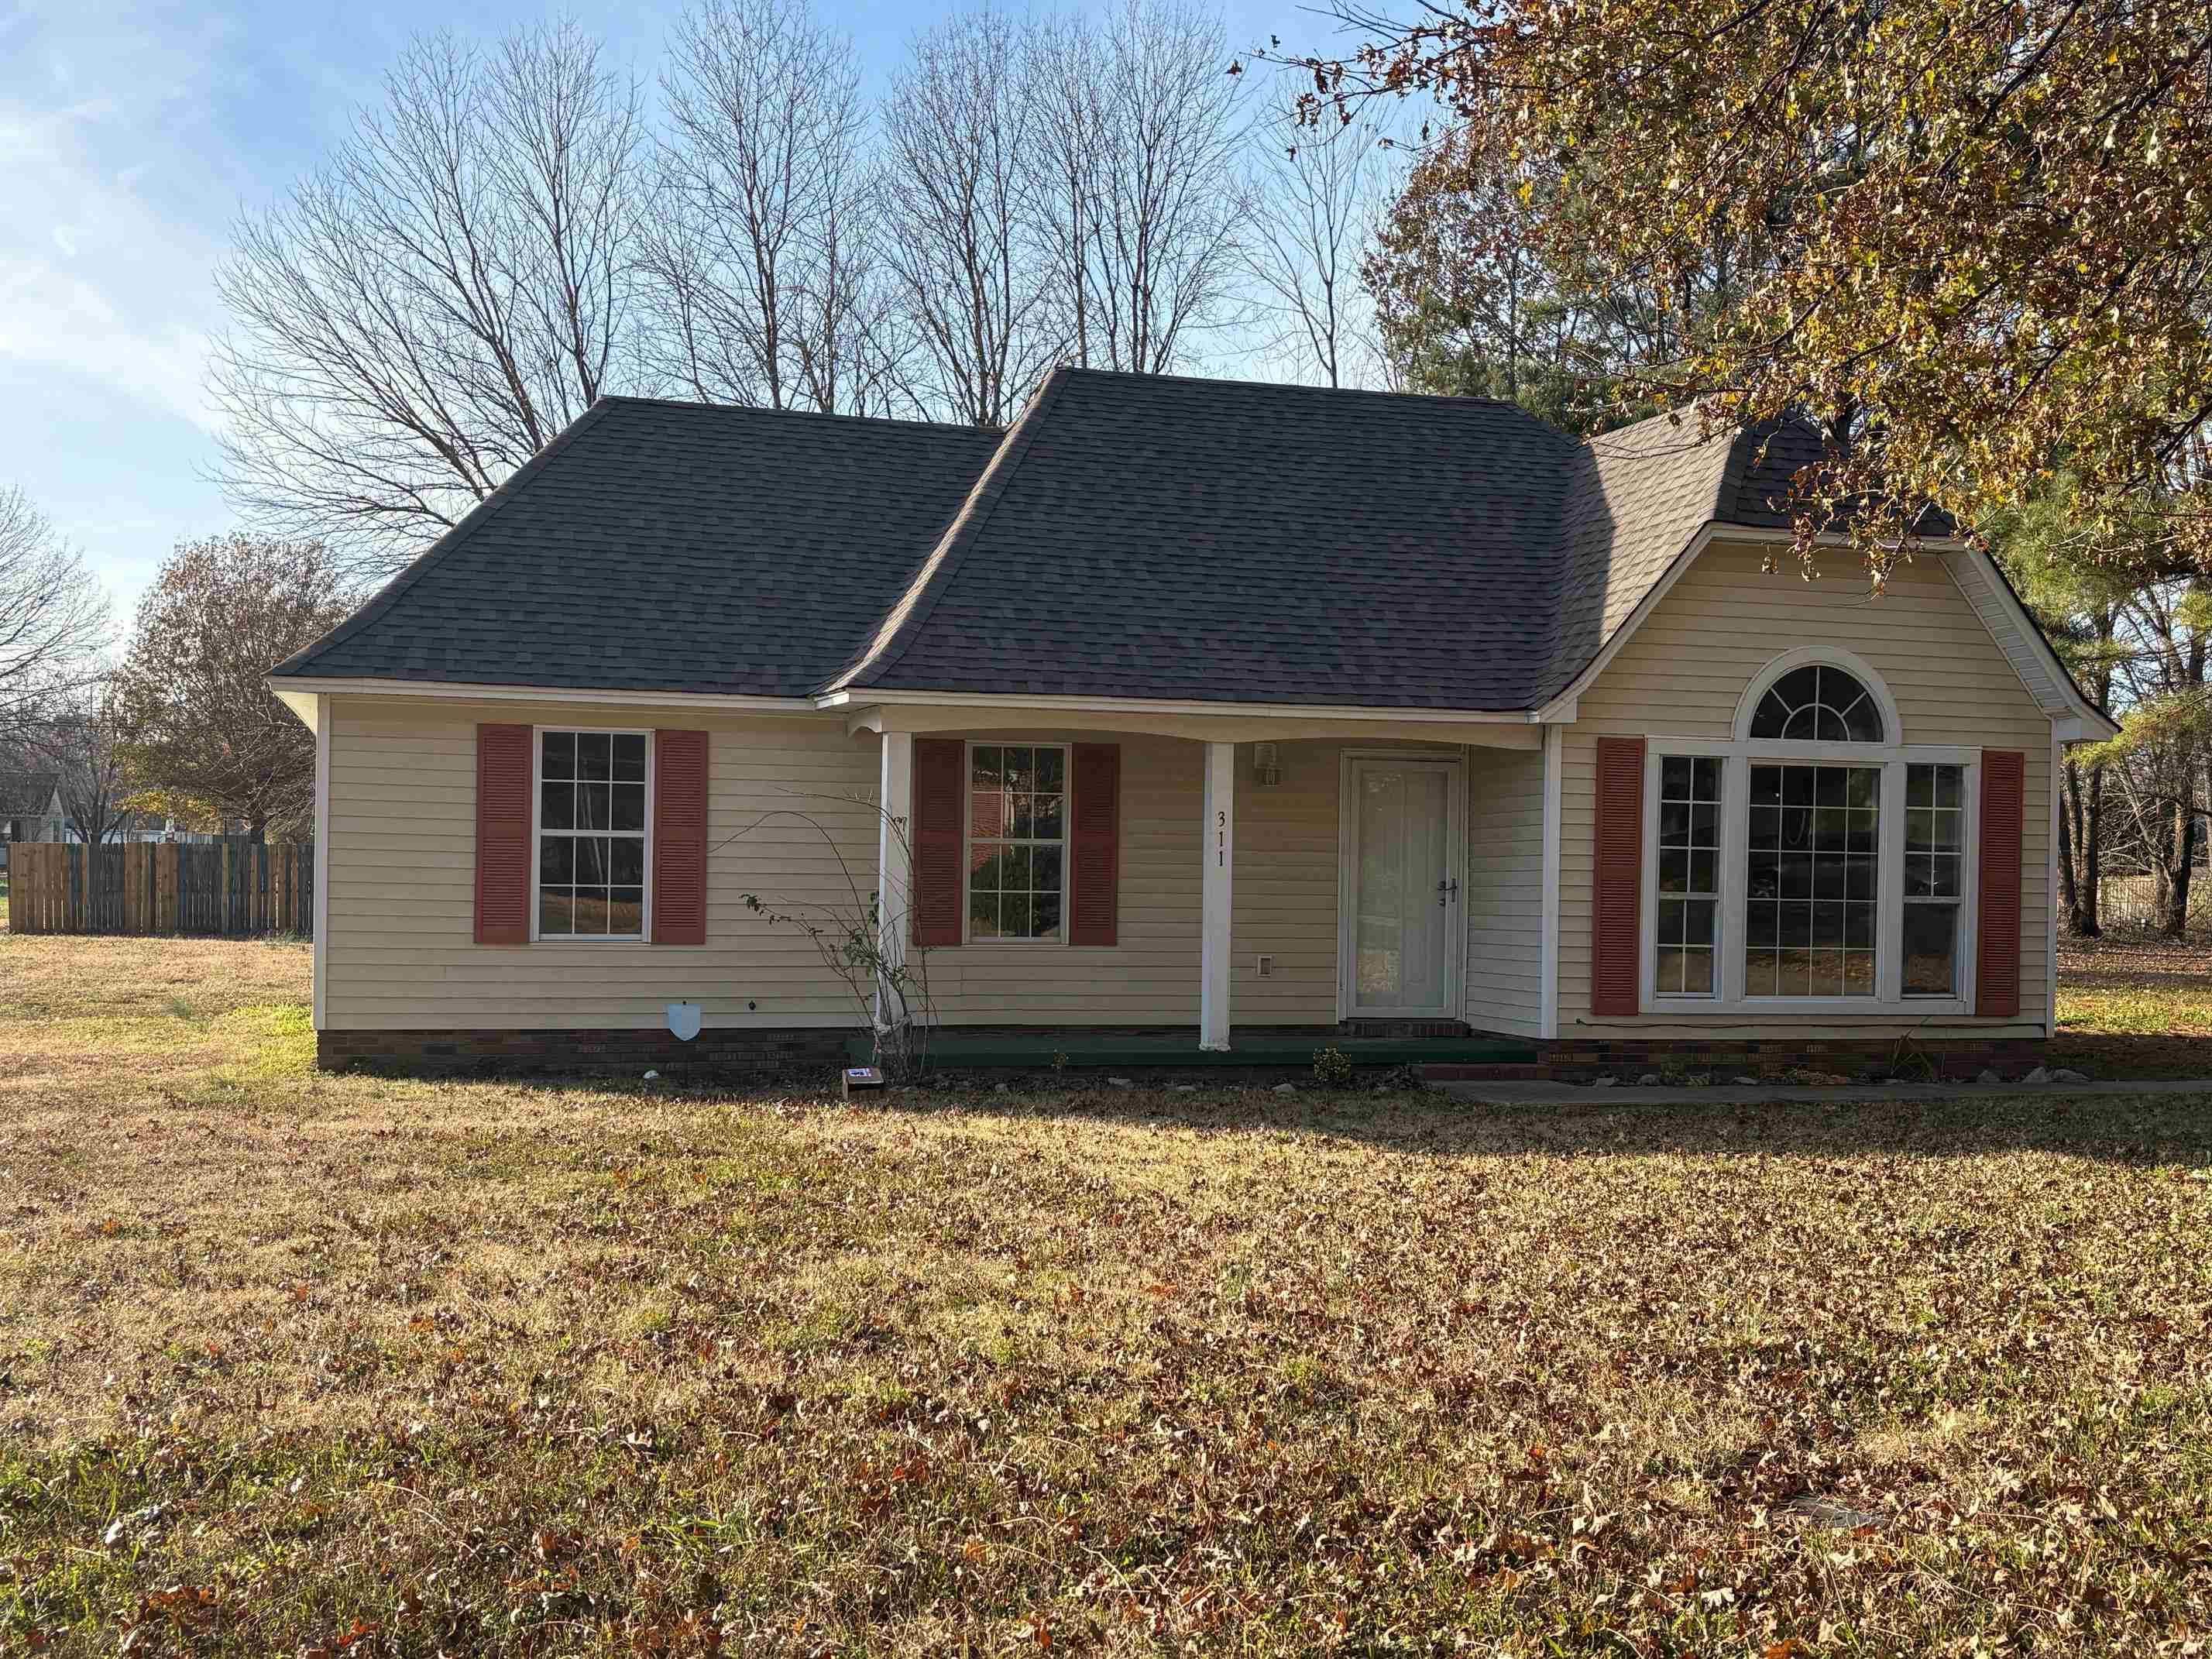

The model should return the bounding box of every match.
[1345,758,1462,1018]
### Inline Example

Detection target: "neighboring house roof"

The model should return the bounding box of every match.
[0,771,61,817]
[273,366,2094,723]
[272,399,1004,697]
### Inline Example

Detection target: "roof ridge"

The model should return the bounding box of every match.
[270,400,618,678]
[596,393,1004,438]
[824,366,1075,694]
[1050,362,1561,419]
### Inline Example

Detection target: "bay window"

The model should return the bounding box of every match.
[1644,654,1979,1012]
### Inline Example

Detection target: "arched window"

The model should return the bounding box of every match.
[1748,663,1886,743]
[1646,651,1976,1009]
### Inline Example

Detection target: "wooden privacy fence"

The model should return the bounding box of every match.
[8,841,314,938]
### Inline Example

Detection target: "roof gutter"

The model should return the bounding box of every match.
[265,676,822,732]
[812,688,1542,723]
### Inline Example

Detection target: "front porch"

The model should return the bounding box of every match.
[859,707,1557,1052]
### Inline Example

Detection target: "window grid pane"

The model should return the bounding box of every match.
[1654,754,1723,996]
[539,730,648,939]
[1903,763,1965,996]
[1743,763,1880,997]
[1749,663,1886,744]
[969,744,1067,941]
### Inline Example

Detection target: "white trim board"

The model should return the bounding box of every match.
[267,677,820,729]
[1539,724,1563,1039]
[820,687,1540,723]
[311,692,329,1032]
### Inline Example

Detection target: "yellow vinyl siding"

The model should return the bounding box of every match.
[928,734,1202,1025]
[1464,745,1546,1038]
[325,697,878,1030]
[1557,542,2056,1039]
[936,737,1458,1028]
[327,714,1420,1032]
[1231,740,1346,1024]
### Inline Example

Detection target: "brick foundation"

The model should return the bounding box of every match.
[1535,1036,2046,1084]
[318,1025,2049,1087]
[317,1026,850,1078]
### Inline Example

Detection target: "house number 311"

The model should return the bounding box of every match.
[1216,809,1227,868]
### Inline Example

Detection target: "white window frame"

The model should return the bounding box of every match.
[530,725,654,943]
[961,739,1073,946]
[1640,654,1980,1017]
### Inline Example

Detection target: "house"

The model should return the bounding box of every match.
[0,772,66,866]
[266,368,2116,1079]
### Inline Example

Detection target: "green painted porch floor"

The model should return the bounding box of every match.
[848,1032,1541,1070]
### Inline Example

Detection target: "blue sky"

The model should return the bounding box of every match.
[0,0,1339,624]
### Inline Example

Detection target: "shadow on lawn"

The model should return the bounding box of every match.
[831,1075,2212,1164]
[2048,1031,2212,1080]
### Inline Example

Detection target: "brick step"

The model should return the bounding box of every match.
[1420,1063,1552,1083]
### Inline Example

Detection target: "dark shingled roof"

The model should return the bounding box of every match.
[273,399,1004,697]
[277,368,1858,710]
[834,369,1580,708]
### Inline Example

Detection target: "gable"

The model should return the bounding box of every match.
[1577,538,2071,743]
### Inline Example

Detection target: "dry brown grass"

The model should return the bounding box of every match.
[2052,936,2212,1078]
[3,939,2212,1655]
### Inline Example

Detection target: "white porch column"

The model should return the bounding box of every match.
[875,731,914,1029]
[1199,740,1235,1050]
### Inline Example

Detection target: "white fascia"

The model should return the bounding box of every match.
[266,676,823,728]
[813,688,1542,723]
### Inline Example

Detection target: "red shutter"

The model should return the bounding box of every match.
[910,738,965,946]
[651,730,709,945]
[1070,743,1121,946]
[475,723,532,945]
[1590,736,1646,1017]
[1976,749,2025,1018]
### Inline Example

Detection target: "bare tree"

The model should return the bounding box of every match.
[1242,113,1393,386]
[19,682,132,846]
[1024,0,1249,376]
[645,0,902,414]
[211,19,646,579]
[879,12,1061,426]
[0,485,108,723]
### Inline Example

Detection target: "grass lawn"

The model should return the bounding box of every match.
[3,938,2211,1655]
[2052,939,2212,1078]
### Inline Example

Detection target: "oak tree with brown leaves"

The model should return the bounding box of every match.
[1309,0,2212,575]
[111,536,353,842]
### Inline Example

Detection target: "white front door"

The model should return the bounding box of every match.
[1341,756,1463,1018]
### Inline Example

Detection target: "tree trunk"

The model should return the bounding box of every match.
[2059,759,2084,934]
[2083,764,2104,934]
[2158,798,2198,939]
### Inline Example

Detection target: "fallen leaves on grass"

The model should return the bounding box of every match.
[2,939,2211,1654]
